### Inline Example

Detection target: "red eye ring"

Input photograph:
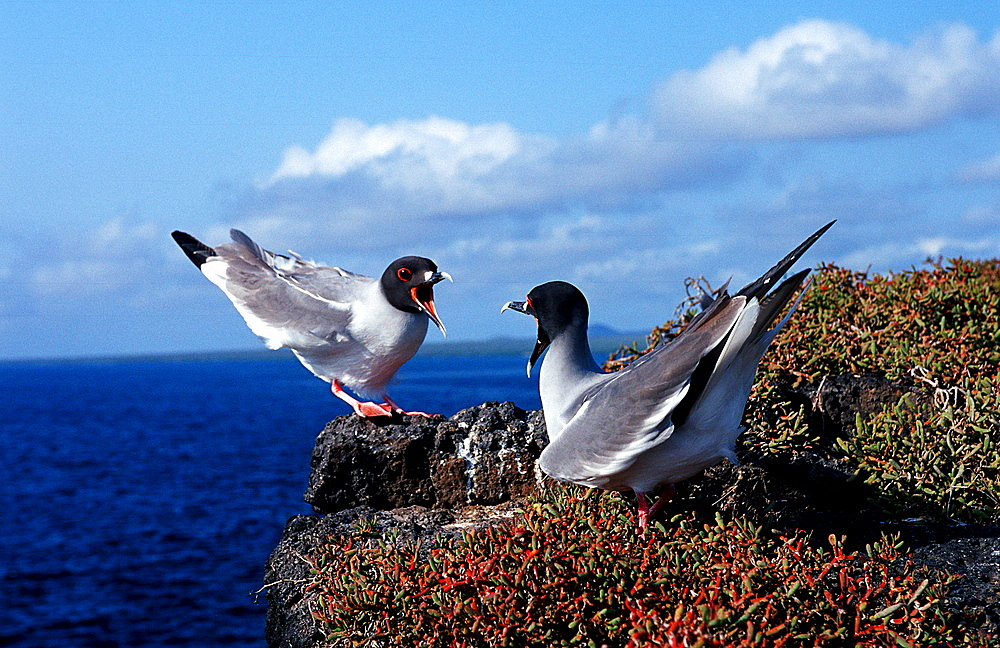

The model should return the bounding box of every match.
[397,268,413,281]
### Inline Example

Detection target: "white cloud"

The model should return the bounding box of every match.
[963,203,1000,223]
[956,152,1000,183]
[270,116,530,184]
[261,116,560,224]
[653,21,1000,139]
[917,236,949,257]
[89,217,159,255]
[29,217,169,301]
[245,21,1000,241]
[841,235,999,270]
[13,20,1000,360]
[31,260,131,297]
[248,113,740,244]
[573,240,721,286]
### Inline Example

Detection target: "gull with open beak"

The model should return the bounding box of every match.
[172,229,451,418]
[503,222,834,530]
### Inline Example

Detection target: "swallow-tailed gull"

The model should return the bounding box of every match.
[502,221,834,529]
[172,229,451,418]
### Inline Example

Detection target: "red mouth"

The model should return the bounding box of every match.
[411,283,446,334]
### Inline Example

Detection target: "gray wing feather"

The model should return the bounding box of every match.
[210,231,373,344]
[539,295,745,484]
[227,229,368,305]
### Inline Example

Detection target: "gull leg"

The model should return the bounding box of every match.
[647,484,676,520]
[636,492,652,533]
[331,380,394,418]
[635,484,677,534]
[383,395,443,419]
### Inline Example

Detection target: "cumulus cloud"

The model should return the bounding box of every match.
[270,116,534,186]
[247,113,742,245]
[241,20,1000,244]
[653,21,1000,139]
[956,152,1000,183]
[259,116,560,225]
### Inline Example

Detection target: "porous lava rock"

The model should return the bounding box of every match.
[304,400,549,514]
[264,390,1000,646]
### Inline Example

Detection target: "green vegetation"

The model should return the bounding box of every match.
[611,260,1000,525]
[767,261,1000,524]
[308,489,959,647]
[302,259,1000,646]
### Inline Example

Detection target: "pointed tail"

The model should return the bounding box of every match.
[748,268,811,343]
[171,231,216,268]
[737,220,835,300]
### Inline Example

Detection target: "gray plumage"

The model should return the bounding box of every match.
[503,221,833,527]
[172,229,450,417]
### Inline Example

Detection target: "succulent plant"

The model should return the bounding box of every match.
[298,258,1000,647]
[305,488,972,647]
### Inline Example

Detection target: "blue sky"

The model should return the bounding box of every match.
[3,1,1000,360]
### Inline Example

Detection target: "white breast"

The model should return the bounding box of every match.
[293,281,429,399]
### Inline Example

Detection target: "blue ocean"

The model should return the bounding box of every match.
[0,349,547,647]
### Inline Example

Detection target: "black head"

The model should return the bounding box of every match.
[502,280,589,375]
[380,256,451,335]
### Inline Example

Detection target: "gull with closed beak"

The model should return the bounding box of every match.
[502,222,834,529]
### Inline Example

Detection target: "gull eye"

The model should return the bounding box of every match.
[397,268,413,281]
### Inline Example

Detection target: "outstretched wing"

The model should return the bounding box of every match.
[200,229,374,349]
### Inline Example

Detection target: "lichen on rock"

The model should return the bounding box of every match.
[304,400,549,515]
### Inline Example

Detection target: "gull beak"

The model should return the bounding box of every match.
[411,271,451,337]
[500,299,529,316]
[501,299,548,377]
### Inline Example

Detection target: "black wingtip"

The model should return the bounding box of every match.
[737,220,835,299]
[749,267,812,341]
[171,230,216,268]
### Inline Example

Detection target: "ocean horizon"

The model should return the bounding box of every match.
[0,341,635,647]
[0,328,646,366]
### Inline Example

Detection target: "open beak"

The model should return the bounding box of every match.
[501,299,549,377]
[411,271,452,337]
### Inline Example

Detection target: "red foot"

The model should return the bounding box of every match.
[332,380,393,418]
[392,409,444,419]
[331,380,442,419]
[354,401,395,418]
[637,492,652,533]
[383,397,444,419]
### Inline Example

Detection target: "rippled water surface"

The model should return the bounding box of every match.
[0,352,541,647]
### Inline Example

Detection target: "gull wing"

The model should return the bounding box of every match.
[737,220,833,300]
[202,230,373,349]
[538,294,745,485]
